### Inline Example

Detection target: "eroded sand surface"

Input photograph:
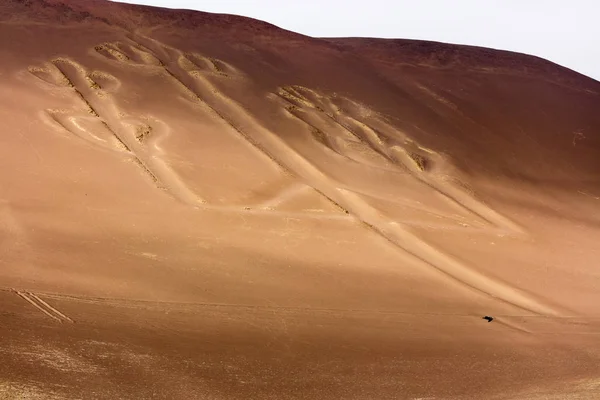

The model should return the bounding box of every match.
[1,1,600,399]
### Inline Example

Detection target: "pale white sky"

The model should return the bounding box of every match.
[113,0,599,81]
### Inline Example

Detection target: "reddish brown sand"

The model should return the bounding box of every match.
[1,1,600,399]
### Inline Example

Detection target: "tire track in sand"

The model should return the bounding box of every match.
[13,290,73,323]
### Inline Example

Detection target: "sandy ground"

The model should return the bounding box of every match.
[1,0,600,399]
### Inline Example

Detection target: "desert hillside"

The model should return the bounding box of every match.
[1,1,600,399]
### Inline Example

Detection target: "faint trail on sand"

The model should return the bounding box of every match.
[14,290,73,323]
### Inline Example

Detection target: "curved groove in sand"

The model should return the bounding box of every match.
[31,58,204,206]
[279,105,400,172]
[278,86,524,233]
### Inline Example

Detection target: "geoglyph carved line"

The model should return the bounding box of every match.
[276,85,523,232]
[271,87,559,314]
[30,58,204,206]
[103,34,343,212]
[36,34,556,315]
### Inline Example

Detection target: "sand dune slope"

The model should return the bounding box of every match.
[1,1,600,399]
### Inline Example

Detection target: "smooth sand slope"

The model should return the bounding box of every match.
[1,0,600,398]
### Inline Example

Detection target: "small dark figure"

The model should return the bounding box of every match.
[483,316,494,322]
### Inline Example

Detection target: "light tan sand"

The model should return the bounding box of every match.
[1,1,600,398]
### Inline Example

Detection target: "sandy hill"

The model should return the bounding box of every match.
[1,1,600,399]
